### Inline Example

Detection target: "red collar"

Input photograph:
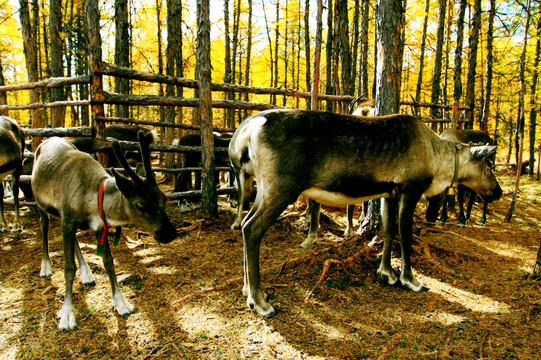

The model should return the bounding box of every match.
[97,179,110,254]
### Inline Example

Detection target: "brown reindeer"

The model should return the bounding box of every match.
[0,116,25,233]
[229,109,501,316]
[32,131,177,330]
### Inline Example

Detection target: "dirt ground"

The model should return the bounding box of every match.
[1,172,540,359]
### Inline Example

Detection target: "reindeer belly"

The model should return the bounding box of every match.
[302,187,390,206]
[302,175,397,206]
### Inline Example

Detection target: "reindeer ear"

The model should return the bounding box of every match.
[111,168,136,195]
[470,145,497,161]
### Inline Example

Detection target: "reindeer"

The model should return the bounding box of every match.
[32,131,177,330]
[0,116,25,233]
[229,109,501,316]
[426,128,496,226]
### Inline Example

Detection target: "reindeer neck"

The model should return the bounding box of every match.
[99,177,133,227]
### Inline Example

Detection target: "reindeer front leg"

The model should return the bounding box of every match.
[100,234,136,318]
[398,193,429,292]
[75,239,95,286]
[377,198,398,285]
[0,182,7,233]
[343,204,356,237]
[10,167,22,233]
[58,221,77,330]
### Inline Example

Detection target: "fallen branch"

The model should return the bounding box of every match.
[304,259,343,302]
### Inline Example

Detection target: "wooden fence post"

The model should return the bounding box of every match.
[197,0,217,215]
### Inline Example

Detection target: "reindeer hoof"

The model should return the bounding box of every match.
[299,235,316,248]
[457,222,467,228]
[343,228,356,237]
[377,266,398,286]
[400,276,429,292]
[40,259,53,278]
[58,306,77,331]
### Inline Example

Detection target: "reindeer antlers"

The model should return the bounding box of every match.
[137,131,156,184]
[111,130,155,184]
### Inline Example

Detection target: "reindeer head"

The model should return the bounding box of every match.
[111,131,177,244]
[456,144,502,203]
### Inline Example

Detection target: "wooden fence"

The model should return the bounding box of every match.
[0,58,470,210]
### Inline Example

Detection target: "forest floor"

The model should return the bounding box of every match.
[1,172,540,359]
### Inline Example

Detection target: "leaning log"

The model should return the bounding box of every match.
[22,126,93,137]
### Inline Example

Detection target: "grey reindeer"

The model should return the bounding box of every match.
[32,131,177,330]
[229,109,502,317]
[0,116,25,233]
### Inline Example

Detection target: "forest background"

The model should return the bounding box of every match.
[0,0,539,171]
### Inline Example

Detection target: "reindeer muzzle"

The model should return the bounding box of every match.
[480,184,502,203]
[153,217,178,244]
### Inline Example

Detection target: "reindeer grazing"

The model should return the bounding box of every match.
[32,131,177,330]
[426,128,496,226]
[229,109,502,316]
[0,116,25,233]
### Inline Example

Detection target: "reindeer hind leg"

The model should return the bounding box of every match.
[242,185,299,316]
[377,198,399,286]
[39,209,53,278]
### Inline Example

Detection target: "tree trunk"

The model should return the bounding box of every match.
[37,1,49,126]
[430,0,446,121]
[311,0,323,111]
[273,0,280,105]
[465,0,481,128]
[304,0,311,109]
[115,0,130,119]
[0,58,8,116]
[166,0,182,178]
[414,0,430,116]
[19,0,42,149]
[282,1,289,107]
[76,13,89,127]
[325,0,334,111]
[262,4,274,104]
[505,0,531,222]
[337,0,352,104]
[359,0,370,98]
[441,0,452,128]
[196,0,216,215]
[243,0,253,119]
[480,0,495,132]
[452,0,467,129]
[351,0,360,97]
[528,17,541,175]
[224,0,233,127]
[361,0,406,233]
[50,0,65,127]
[156,0,165,148]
